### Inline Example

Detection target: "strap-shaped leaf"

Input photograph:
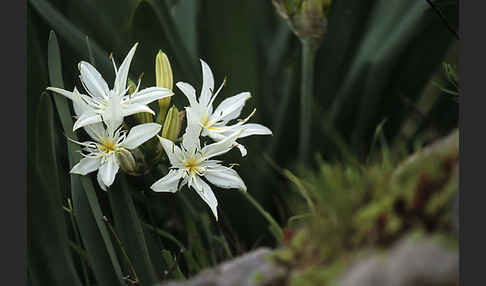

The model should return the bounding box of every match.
[47,31,125,285]
[30,0,112,77]
[108,175,159,285]
[134,0,199,83]
[28,94,82,286]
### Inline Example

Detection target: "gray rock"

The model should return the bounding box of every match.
[336,236,458,286]
[158,248,286,286]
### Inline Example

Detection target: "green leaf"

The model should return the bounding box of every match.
[28,94,83,286]
[47,31,125,285]
[351,1,430,146]
[171,0,198,60]
[130,0,198,85]
[29,0,112,77]
[161,250,186,280]
[108,175,159,285]
[47,31,72,135]
[71,176,125,286]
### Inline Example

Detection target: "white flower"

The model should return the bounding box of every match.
[47,43,173,132]
[70,122,162,191]
[177,60,272,156]
[150,124,247,220]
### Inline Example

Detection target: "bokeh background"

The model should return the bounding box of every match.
[28,0,458,285]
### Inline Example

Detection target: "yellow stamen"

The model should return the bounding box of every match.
[99,139,116,153]
[184,158,202,175]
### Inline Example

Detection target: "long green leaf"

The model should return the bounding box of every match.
[29,94,83,286]
[351,1,430,146]
[142,0,199,82]
[47,31,125,285]
[108,175,159,285]
[29,0,112,77]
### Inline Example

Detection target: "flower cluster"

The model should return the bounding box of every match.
[48,43,272,220]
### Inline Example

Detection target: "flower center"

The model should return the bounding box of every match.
[99,139,117,153]
[184,158,202,175]
[201,112,214,128]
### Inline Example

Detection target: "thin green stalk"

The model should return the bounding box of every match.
[212,236,233,259]
[283,170,317,216]
[240,191,283,241]
[141,222,185,251]
[65,199,91,286]
[103,216,139,284]
[287,213,313,227]
[298,39,318,163]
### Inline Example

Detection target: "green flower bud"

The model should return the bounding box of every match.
[272,0,331,49]
[117,148,150,176]
[161,106,184,142]
[155,50,173,123]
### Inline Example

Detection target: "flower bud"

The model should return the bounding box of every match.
[272,0,331,49]
[161,106,184,142]
[117,148,150,176]
[155,50,173,123]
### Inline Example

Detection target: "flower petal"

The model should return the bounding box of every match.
[114,43,138,94]
[73,112,103,131]
[235,143,248,157]
[212,92,251,123]
[201,129,243,159]
[186,105,209,126]
[182,124,202,154]
[70,157,101,175]
[191,175,218,220]
[176,82,198,106]
[122,123,162,149]
[159,136,182,166]
[99,155,119,187]
[72,87,95,116]
[102,95,124,133]
[97,171,108,191]
[151,169,183,193]
[83,122,106,142]
[47,87,77,101]
[204,165,247,191]
[238,123,272,138]
[121,102,155,117]
[199,59,215,107]
[78,61,109,98]
[129,87,173,105]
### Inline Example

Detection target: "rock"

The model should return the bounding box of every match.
[336,236,458,286]
[158,248,286,286]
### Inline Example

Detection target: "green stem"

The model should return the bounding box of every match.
[241,191,283,241]
[283,170,317,216]
[141,222,186,251]
[66,200,91,286]
[103,216,139,284]
[298,39,317,163]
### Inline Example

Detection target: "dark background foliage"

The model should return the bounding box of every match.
[28,0,458,285]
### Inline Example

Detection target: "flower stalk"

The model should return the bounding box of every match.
[298,38,317,163]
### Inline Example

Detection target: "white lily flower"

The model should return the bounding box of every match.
[177,60,272,156]
[70,122,162,191]
[150,124,247,220]
[47,43,173,132]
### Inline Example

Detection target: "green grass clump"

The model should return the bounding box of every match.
[272,130,458,285]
